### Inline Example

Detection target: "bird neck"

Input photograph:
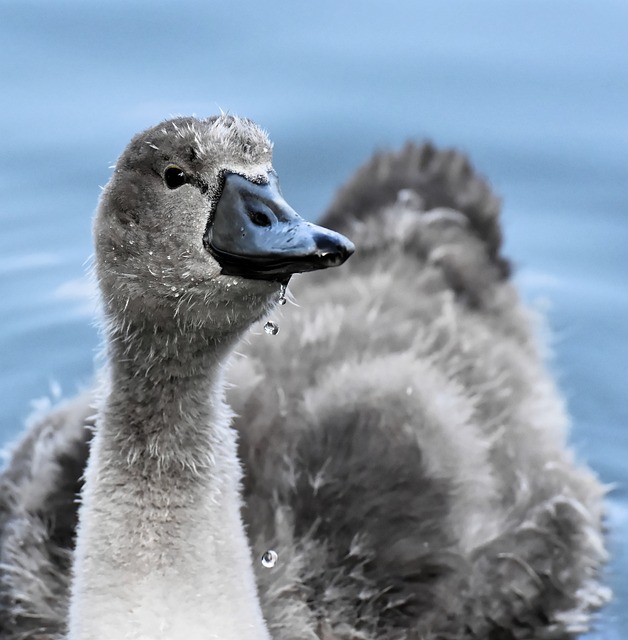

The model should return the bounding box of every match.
[67,320,270,640]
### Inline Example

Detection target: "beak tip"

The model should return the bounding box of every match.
[314,232,355,268]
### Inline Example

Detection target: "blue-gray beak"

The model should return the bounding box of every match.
[204,172,354,281]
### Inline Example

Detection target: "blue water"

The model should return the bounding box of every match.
[0,1,626,636]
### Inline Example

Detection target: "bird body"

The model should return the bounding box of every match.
[0,120,608,640]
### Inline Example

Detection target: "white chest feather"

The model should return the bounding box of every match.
[67,428,270,640]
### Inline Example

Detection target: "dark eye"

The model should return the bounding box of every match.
[164,166,188,189]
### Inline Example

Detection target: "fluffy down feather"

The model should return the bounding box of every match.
[0,142,608,639]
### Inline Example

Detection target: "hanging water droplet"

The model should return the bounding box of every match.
[264,321,279,335]
[261,549,278,568]
[278,284,287,306]
[171,286,177,292]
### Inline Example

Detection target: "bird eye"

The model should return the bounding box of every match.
[164,166,188,189]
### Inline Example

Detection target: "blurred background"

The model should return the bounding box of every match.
[0,0,625,636]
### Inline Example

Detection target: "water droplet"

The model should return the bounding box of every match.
[167,255,171,260]
[278,284,287,306]
[264,321,279,335]
[261,549,278,568]
[174,293,180,298]
[171,286,177,292]
[148,251,153,256]
[129,240,134,245]
[406,386,413,396]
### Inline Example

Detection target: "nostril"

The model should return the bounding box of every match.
[248,209,272,227]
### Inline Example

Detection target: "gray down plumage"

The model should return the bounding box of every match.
[0,136,609,639]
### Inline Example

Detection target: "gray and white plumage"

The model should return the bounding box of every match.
[0,121,609,639]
